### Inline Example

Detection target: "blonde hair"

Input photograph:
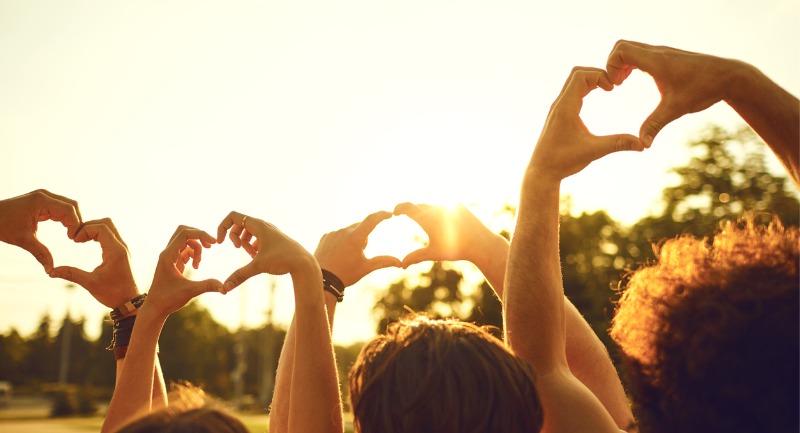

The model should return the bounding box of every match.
[115,384,248,433]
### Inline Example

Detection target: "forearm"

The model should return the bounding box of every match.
[270,289,339,433]
[287,265,343,433]
[471,234,510,299]
[152,357,168,409]
[728,62,800,186]
[477,221,632,426]
[113,357,167,414]
[564,301,633,429]
[103,309,165,433]
[504,172,566,374]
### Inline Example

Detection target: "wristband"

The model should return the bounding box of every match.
[110,293,147,322]
[322,269,345,302]
[114,345,129,360]
[107,315,136,353]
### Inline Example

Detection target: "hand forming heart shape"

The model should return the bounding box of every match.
[0,189,82,274]
[48,219,139,309]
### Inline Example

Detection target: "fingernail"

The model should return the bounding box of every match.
[224,282,235,292]
[643,134,653,148]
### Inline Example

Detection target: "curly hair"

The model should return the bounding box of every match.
[348,315,543,433]
[611,218,799,433]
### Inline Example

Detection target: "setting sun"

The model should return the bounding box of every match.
[1,1,798,348]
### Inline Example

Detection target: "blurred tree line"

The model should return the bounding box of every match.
[374,125,798,356]
[0,125,796,413]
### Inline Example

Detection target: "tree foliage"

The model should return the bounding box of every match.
[0,124,796,407]
[371,125,799,358]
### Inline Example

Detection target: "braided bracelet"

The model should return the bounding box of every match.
[322,269,345,302]
[109,293,147,322]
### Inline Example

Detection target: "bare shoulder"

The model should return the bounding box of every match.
[535,369,621,433]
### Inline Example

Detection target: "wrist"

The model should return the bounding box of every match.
[468,231,509,270]
[724,59,761,106]
[136,301,170,324]
[109,293,146,321]
[288,253,320,276]
[290,259,325,307]
[523,164,563,190]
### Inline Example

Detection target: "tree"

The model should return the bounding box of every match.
[19,315,57,386]
[374,261,503,335]
[631,126,798,255]
[0,329,27,384]
[159,301,234,397]
[371,124,799,364]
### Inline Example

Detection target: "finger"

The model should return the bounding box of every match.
[49,266,92,287]
[216,211,247,244]
[639,100,681,148]
[74,221,127,258]
[164,227,216,263]
[188,278,225,297]
[393,202,422,218]
[606,40,654,85]
[36,189,83,223]
[177,247,190,274]
[229,224,245,248]
[223,261,261,293]
[365,255,402,273]
[239,229,256,257]
[233,228,253,251]
[17,236,54,273]
[591,133,645,160]
[185,239,203,269]
[401,247,434,268]
[561,67,614,104]
[353,211,393,240]
[241,229,253,245]
[32,191,82,239]
[95,218,128,251]
[241,240,257,258]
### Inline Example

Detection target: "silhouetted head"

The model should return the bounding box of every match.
[349,315,543,433]
[612,217,799,433]
[116,384,248,433]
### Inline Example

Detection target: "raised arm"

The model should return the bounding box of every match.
[268,211,400,433]
[219,212,348,433]
[505,67,643,433]
[49,219,168,409]
[102,225,222,433]
[607,40,800,185]
[395,201,633,427]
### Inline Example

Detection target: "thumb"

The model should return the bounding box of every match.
[191,279,224,297]
[49,266,92,287]
[593,133,644,160]
[640,101,680,148]
[401,247,434,268]
[19,236,54,273]
[365,255,402,274]
[223,262,260,293]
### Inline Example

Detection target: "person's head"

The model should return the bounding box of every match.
[349,315,543,433]
[611,217,799,433]
[115,384,248,433]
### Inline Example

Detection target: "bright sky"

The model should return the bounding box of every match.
[1,0,798,346]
